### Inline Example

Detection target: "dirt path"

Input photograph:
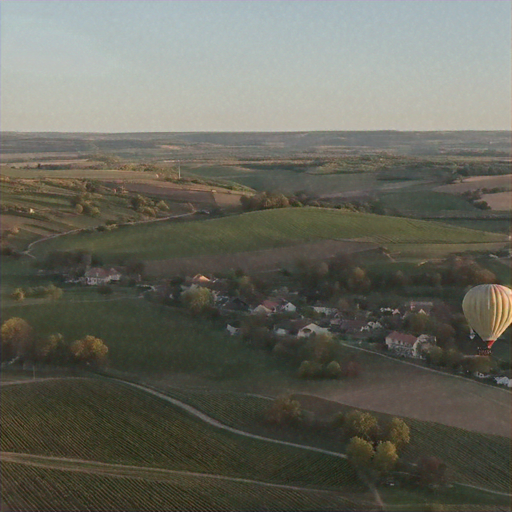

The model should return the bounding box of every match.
[3,376,510,501]
[114,378,350,459]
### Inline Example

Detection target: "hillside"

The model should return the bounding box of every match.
[29,207,507,262]
[1,376,509,511]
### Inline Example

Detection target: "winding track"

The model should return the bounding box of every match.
[2,375,510,503]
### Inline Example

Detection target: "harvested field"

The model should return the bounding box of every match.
[434,174,512,194]
[111,181,216,205]
[481,192,511,210]
[0,168,155,180]
[145,239,380,277]
[283,346,512,438]
[213,191,246,207]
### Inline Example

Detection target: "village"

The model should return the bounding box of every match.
[39,255,511,389]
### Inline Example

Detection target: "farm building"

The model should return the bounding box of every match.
[386,331,436,358]
[385,331,417,357]
[252,300,280,315]
[280,300,297,313]
[83,267,122,286]
[297,323,330,338]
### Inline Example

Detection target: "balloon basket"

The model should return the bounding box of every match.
[477,348,492,357]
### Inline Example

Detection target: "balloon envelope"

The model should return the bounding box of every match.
[462,284,512,349]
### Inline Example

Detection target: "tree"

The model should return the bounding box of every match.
[265,395,302,426]
[347,437,374,469]
[373,441,398,475]
[1,317,33,360]
[181,286,214,314]
[70,335,108,366]
[404,313,431,336]
[303,333,336,364]
[344,410,379,441]
[325,360,342,379]
[34,333,63,362]
[461,356,494,375]
[416,457,448,488]
[386,418,410,450]
[425,346,444,366]
[11,288,25,302]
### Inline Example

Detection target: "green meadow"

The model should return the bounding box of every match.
[29,208,507,262]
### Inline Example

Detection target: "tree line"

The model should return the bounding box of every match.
[1,317,109,368]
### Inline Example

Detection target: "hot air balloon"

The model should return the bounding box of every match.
[462,284,512,356]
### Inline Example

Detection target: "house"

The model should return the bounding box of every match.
[413,334,436,359]
[106,267,122,282]
[297,323,330,338]
[312,306,336,316]
[83,267,122,286]
[339,319,367,334]
[279,300,297,313]
[252,300,280,315]
[222,297,250,312]
[191,274,212,285]
[385,331,417,357]
[226,324,240,336]
[408,301,434,316]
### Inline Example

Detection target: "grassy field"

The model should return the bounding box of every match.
[0,379,358,490]
[0,298,278,380]
[185,165,380,195]
[380,190,478,214]
[28,208,507,262]
[0,462,368,512]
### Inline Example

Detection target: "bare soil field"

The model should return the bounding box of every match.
[213,191,246,207]
[481,192,511,210]
[0,168,156,180]
[434,174,512,194]
[114,181,216,205]
[284,349,512,438]
[145,239,380,277]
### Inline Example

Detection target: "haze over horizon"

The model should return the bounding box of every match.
[1,1,510,133]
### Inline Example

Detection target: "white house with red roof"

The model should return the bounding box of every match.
[385,331,417,357]
[83,267,122,286]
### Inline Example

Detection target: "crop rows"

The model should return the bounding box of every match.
[403,419,511,494]
[161,387,271,429]
[1,462,367,512]
[160,388,511,495]
[0,379,358,490]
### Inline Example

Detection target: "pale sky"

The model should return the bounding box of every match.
[1,1,511,132]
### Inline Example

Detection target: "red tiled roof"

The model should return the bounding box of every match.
[386,331,417,346]
[84,267,109,278]
[261,300,279,310]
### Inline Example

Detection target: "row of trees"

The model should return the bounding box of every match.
[130,194,170,217]
[294,255,499,301]
[1,317,108,367]
[11,284,63,302]
[264,397,412,480]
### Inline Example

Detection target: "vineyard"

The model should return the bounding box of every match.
[0,462,370,512]
[147,385,511,495]
[0,379,360,490]
[29,207,507,262]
